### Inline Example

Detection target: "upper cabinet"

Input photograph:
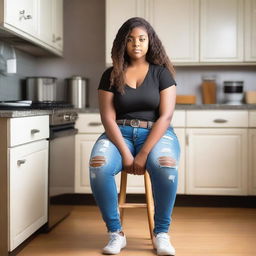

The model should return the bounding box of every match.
[39,0,63,52]
[5,0,39,37]
[105,0,256,65]
[105,0,146,64]
[52,0,63,52]
[150,0,199,63]
[200,0,243,62]
[245,0,256,61]
[0,0,63,56]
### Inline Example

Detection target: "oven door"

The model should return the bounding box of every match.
[48,126,77,229]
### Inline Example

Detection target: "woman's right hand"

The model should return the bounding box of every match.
[122,152,134,174]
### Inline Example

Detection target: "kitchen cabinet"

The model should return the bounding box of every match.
[0,0,63,56]
[9,140,48,251]
[105,0,147,65]
[245,0,256,62]
[39,0,63,52]
[52,0,63,52]
[0,115,49,254]
[75,113,121,193]
[149,0,199,63]
[248,111,256,195]
[106,0,256,65]
[75,111,186,194]
[200,0,243,62]
[186,110,248,195]
[4,0,39,38]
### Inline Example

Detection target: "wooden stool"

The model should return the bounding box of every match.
[118,171,154,242]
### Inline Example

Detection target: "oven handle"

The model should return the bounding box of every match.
[50,128,78,139]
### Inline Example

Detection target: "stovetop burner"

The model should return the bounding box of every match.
[30,101,74,109]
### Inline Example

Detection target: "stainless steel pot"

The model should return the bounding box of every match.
[26,77,57,102]
[67,76,89,108]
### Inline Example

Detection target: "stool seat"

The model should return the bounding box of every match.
[118,171,154,243]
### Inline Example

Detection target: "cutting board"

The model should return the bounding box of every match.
[176,95,196,104]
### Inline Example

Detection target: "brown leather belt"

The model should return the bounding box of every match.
[116,119,154,129]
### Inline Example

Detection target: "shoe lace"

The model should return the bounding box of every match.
[107,233,121,248]
[157,233,171,247]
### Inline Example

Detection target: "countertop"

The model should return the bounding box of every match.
[0,104,256,118]
[0,109,51,118]
[78,104,256,113]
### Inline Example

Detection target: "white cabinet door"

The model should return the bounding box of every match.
[38,0,53,46]
[75,134,121,193]
[174,128,185,194]
[200,0,244,62]
[5,0,39,37]
[52,0,63,51]
[186,128,248,195]
[248,129,256,195]
[105,0,146,65]
[149,0,199,63]
[9,140,48,251]
[245,0,256,62]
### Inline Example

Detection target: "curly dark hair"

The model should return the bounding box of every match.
[110,17,175,94]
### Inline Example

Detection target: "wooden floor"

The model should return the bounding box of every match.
[18,206,256,256]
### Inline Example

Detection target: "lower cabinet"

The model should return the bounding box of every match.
[75,134,121,193]
[186,128,248,195]
[9,139,48,251]
[248,129,256,195]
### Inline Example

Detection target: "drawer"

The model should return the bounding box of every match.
[75,113,104,133]
[249,111,256,127]
[9,115,49,147]
[187,110,248,127]
[171,110,186,127]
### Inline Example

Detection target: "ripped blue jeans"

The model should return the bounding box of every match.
[89,125,180,234]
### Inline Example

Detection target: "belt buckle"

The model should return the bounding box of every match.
[130,119,140,128]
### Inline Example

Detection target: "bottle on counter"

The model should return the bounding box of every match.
[201,75,217,104]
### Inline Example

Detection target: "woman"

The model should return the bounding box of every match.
[89,17,180,256]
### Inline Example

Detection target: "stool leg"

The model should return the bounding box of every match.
[144,171,154,242]
[119,171,127,224]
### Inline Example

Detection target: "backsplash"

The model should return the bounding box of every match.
[176,65,256,104]
[0,41,38,101]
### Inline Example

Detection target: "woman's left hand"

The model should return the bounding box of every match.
[133,151,148,175]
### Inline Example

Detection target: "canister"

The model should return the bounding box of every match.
[67,76,89,108]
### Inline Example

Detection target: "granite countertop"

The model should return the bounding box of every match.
[0,109,52,118]
[77,104,256,113]
[1,104,255,118]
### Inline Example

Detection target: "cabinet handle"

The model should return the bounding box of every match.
[52,35,62,43]
[19,10,32,20]
[17,159,26,166]
[55,36,62,42]
[89,122,102,126]
[213,119,227,123]
[31,129,40,134]
[186,134,189,146]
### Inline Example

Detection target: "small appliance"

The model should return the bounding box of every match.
[223,81,244,105]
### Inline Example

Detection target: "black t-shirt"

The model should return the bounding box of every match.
[98,64,177,122]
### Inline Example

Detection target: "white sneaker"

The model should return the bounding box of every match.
[102,231,127,255]
[153,232,176,256]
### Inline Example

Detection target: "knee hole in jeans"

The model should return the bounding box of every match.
[90,156,106,167]
[158,156,176,167]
